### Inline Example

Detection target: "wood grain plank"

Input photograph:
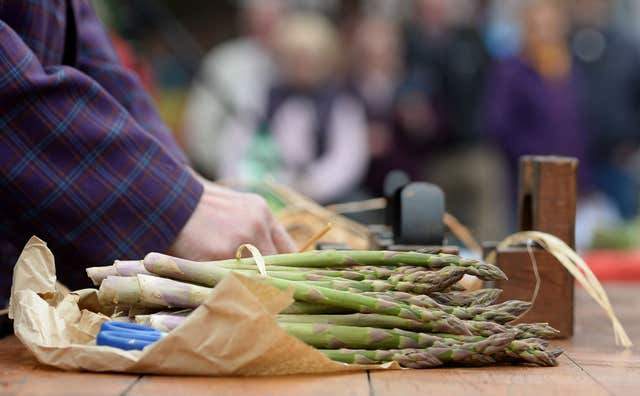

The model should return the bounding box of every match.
[126,372,370,396]
[0,336,139,396]
[569,350,640,396]
[11,368,139,396]
[0,336,39,396]
[369,355,610,396]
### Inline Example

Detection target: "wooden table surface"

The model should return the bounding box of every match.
[1,283,639,396]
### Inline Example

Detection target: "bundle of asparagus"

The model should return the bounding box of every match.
[87,250,562,368]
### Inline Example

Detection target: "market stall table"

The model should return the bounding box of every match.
[1,283,638,396]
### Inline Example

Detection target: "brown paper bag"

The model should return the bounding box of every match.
[9,236,398,375]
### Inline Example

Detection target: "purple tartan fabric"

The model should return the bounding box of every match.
[0,0,203,295]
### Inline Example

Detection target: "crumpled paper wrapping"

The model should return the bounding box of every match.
[9,236,399,375]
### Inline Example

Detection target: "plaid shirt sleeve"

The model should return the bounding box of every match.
[0,19,203,272]
[73,0,188,164]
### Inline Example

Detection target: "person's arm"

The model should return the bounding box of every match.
[72,1,187,164]
[0,19,203,265]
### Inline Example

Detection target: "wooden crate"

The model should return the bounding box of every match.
[491,156,577,338]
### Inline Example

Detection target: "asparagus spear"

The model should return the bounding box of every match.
[281,302,355,314]
[363,292,529,324]
[387,266,464,284]
[87,266,118,287]
[87,260,153,286]
[346,266,396,280]
[279,322,467,349]
[213,263,373,281]
[437,321,560,340]
[134,312,559,367]
[463,320,510,337]
[511,323,561,339]
[462,300,530,323]
[277,312,467,334]
[143,250,506,282]
[290,278,394,292]
[135,310,192,332]
[496,338,561,366]
[322,337,560,367]
[316,332,516,366]
[295,271,464,294]
[387,266,468,293]
[429,289,502,307]
[98,276,142,306]
[99,275,214,309]
[445,284,467,292]
[350,264,499,283]
[142,252,471,334]
[320,348,443,368]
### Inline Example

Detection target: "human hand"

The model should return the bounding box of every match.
[168,180,297,261]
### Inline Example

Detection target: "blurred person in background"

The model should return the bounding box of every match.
[219,12,369,205]
[569,0,640,220]
[404,0,490,145]
[346,16,403,197]
[401,0,508,240]
[181,0,285,179]
[485,0,589,208]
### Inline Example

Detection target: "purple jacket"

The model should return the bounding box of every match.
[484,57,589,189]
[0,0,203,294]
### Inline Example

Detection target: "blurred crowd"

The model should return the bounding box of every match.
[99,0,640,247]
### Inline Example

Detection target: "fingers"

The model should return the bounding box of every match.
[250,237,278,256]
[270,220,297,253]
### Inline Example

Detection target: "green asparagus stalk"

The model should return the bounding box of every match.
[511,323,561,339]
[346,266,396,280]
[219,267,367,281]
[281,302,355,314]
[429,289,502,307]
[349,264,500,283]
[277,312,467,334]
[436,321,560,340]
[135,310,192,332]
[320,348,443,368]
[289,267,466,294]
[143,250,506,280]
[142,252,471,334]
[87,266,119,286]
[315,332,516,366]
[279,322,468,349]
[137,274,213,308]
[463,320,510,337]
[278,266,468,294]
[387,266,465,284]
[114,260,152,277]
[432,334,550,349]
[321,335,560,367]
[97,276,164,309]
[268,279,470,335]
[496,338,561,366]
[98,276,142,306]
[362,292,529,324]
[99,275,214,309]
[386,266,468,293]
[87,260,153,286]
[134,312,560,367]
[289,278,394,292]
[445,283,467,292]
